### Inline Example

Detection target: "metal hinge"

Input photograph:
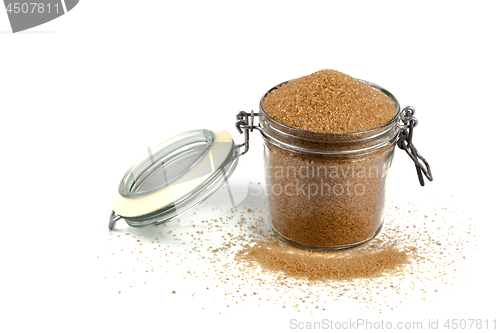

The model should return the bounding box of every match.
[235,111,262,158]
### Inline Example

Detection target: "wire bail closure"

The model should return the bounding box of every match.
[235,111,261,158]
[397,106,433,186]
[235,107,433,186]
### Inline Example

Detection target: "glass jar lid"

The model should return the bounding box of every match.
[110,129,238,229]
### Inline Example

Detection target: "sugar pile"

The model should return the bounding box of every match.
[238,237,410,281]
[262,69,397,133]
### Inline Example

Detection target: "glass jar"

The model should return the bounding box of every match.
[259,80,400,251]
[109,78,431,251]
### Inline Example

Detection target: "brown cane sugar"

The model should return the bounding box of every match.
[239,237,410,281]
[262,69,396,133]
[261,69,398,249]
[265,148,394,248]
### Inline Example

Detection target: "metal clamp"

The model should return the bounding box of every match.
[235,111,262,158]
[397,106,433,186]
[109,210,122,230]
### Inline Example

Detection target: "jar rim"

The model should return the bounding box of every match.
[258,79,402,140]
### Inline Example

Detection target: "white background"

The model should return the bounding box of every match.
[1,1,499,332]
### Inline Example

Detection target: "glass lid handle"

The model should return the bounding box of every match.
[235,110,262,158]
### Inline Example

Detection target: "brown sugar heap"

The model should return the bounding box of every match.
[262,69,397,133]
[239,237,410,281]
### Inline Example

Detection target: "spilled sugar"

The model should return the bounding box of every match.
[237,237,411,281]
[99,186,476,313]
